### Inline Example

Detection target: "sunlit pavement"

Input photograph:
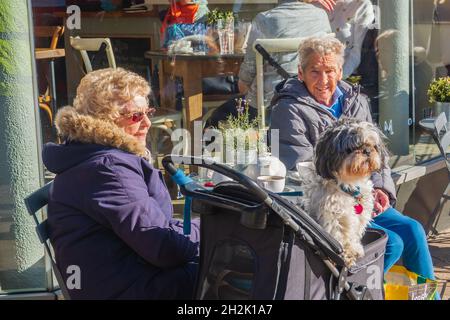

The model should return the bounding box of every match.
[428,228,450,300]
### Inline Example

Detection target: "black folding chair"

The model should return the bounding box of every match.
[24,181,71,299]
[427,112,450,236]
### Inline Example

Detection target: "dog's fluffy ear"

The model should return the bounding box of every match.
[314,123,347,181]
[366,122,390,170]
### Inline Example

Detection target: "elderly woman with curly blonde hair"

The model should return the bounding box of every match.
[42,68,200,300]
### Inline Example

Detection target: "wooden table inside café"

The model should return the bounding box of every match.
[145,51,244,143]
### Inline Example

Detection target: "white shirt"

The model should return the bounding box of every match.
[329,0,375,78]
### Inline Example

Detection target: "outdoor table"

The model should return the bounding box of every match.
[181,169,304,233]
[191,170,304,204]
[418,117,435,133]
[144,51,244,144]
[35,48,66,119]
[418,117,443,149]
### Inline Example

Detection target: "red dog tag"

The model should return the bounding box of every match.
[354,204,363,215]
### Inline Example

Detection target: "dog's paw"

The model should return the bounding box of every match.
[342,244,365,268]
[354,243,365,259]
[343,253,358,268]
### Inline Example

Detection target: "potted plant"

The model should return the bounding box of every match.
[427,76,450,119]
[206,9,235,54]
[205,99,262,183]
[218,98,261,166]
[206,9,235,26]
[212,99,287,182]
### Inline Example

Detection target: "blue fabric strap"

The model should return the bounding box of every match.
[183,196,192,235]
[170,169,193,235]
[171,169,193,186]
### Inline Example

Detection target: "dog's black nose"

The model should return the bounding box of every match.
[363,148,371,156]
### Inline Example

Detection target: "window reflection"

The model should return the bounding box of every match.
[29,0,450,167]
[4,0,444,298]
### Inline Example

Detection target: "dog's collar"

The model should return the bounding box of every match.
[339,184,364,215]
[339,184,362,198]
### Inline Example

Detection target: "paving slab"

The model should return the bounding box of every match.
[428,228,450,300]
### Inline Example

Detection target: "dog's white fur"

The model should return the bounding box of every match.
[299,172,374,267]
[297,121,385,267]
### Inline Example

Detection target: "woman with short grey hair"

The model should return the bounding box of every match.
[205,0,333,129]
[270,36,439,298]
[297,35,345,72]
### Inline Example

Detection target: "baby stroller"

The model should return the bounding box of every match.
[163,155,388,300]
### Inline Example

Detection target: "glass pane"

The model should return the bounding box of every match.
[0,187,47,293]
[412,0,449,163]
[0,0,48,294]
[21,0,449,299]
[358,0,414,167]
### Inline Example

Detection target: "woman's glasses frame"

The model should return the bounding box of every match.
[120,107,156,123]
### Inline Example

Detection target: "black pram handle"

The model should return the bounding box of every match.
[162,155,270,203]
[162,155,371,300]
[254,44,291,80]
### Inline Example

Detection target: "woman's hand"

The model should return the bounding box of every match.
[372,188,390,217]
[305,0,337,12]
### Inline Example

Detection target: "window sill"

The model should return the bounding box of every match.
[392,157,447,185]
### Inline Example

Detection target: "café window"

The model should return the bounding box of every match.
[31,0,450,167]
[1,0,443,297]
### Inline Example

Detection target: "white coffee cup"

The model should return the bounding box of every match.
[257,175,286,193]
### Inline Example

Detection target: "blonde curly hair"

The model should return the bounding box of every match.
[73,67,151,122]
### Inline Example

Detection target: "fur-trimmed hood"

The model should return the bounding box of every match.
[43,107,147,174]
[55,106,146,157]
[43,106,200,299]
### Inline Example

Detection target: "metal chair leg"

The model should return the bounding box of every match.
[39,102,53,124]
[49,59,57,116]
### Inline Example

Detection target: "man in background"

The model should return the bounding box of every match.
[206,0,334,128]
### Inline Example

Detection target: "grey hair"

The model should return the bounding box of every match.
[298,35,345,71]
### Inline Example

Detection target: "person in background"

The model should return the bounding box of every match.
[328,0,375,78]
[42,68,200,299]
[160,0,209,47]
[205,0,334,129]
[269,36,438,293]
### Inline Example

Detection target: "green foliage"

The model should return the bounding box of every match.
[218,99,260,151]
[428,77,450,103]
[346,75,361,85]
[219,100,258,132]
[206,8,235,25]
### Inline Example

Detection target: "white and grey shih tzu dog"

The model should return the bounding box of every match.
[298,119,389,267]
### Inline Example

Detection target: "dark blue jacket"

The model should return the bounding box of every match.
[43,137,199,299]
[270,78,397,203]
